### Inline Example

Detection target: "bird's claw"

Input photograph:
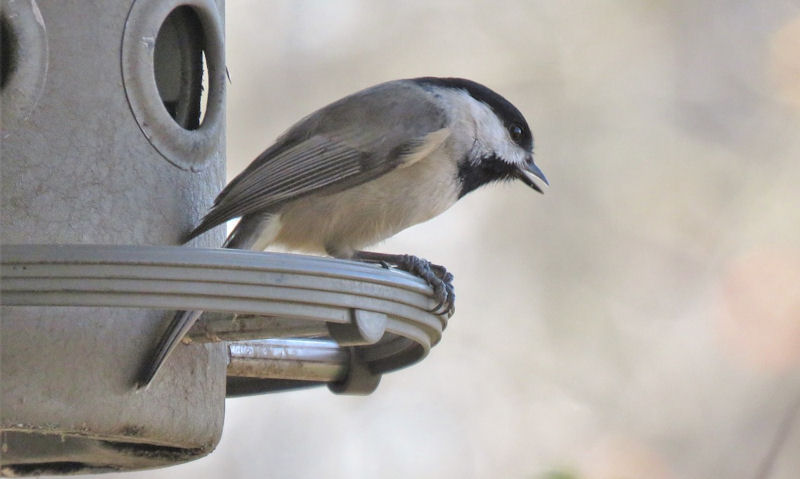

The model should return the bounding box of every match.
[393,255,455,317]
[352,251,455,317]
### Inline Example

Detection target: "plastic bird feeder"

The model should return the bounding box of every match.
[0,1,450,475]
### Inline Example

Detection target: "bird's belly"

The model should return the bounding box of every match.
[274,153,459,257]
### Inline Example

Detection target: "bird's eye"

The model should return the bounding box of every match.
[509,124,523,143]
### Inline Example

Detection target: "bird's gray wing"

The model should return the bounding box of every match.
[186,80,449,241]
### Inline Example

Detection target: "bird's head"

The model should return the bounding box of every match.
[416,77,548,197]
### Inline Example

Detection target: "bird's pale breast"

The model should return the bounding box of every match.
[273,149,460,258]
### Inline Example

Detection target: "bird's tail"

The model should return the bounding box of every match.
[137,214,275,389]
[136,309,203,389]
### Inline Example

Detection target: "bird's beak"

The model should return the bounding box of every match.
[515,156,549,193]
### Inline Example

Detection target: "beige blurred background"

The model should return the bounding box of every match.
[108,0,800,477]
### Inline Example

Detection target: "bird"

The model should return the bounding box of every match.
[136,77,548,389]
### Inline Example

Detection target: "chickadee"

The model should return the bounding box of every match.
[137,77,547,388]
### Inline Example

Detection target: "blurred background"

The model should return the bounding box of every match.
[108,0,800,477]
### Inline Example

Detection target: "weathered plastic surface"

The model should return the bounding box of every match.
[0,0,451,474]
[0,0,227,474]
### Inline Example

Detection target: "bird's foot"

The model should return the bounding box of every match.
[353,251,455,317]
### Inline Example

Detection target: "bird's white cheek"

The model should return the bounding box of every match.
[508,147,529,167]
[469,101,521,162]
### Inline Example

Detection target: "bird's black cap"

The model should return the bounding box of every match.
[412,77,533,152]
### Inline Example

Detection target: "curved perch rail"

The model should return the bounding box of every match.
[0,244,451,396]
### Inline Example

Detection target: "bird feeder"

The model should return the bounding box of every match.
[0,0,449,475]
